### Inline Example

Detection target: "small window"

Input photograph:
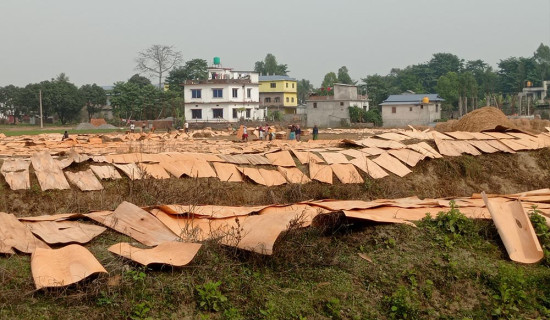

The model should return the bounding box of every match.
[245,108,251,118]
[247,88,252,98]
[292,83,295,88]
[286,83,288,88]
[291,97,294,102]
[232,109,238,119]
[436,105,439,112]
[191,89,201,99]
[274,97,280,103]
[409,106,412,111]
[286,97,289,103]
[421,105,424,109]
[213,108,223,118]
[232,88,238,98]
[340,102,344,106]
[392,107,396,114]
[313,102,317,108]
[213,89,223,98]
[191,109,202,119]
[265,97,271,103]
[270,83,276,88]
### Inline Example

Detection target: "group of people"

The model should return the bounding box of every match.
[240,123,319,142]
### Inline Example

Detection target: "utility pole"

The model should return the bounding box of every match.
[39,89,43,128]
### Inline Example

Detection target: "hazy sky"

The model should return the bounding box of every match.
[1,0,549,88]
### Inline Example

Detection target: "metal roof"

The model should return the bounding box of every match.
[259,75,296,82]
[380,93,444,105]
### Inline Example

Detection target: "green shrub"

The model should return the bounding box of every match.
[529,205,550,265]
[195,281,228,312]
[385,285,420,320]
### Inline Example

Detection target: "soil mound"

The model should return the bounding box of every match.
[454,107,515,132]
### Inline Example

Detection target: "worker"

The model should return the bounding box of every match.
[313,125,319,140]
[62,131,69,141]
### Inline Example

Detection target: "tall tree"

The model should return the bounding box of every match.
[166,58,208,94]
[436,72,459,111]
[337,66,354,85]
[135,45,183,90]
[254,54,288,75]
[79,84,107,121]
[361,74,399,107]
[110,81,159,121]
[321,72,338,89]
[534,43,550,84]
[128,74,152,88]
[0,85,24,123]
[38,74,85,124]
[297,79,313,104]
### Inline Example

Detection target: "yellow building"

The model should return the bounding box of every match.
[259,75,298,114]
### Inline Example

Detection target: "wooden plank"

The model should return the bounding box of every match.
[319,152,349,164]
[372,153,412,177]
[277,166,311,184]
[65,169,104,191]
[350,157,388,179]
[388,149,425,167]
[213,162,243,182]
[330,163,364,184]
[309,162,333,184]
[265,150,296,167]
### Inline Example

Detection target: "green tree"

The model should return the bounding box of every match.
[110,81,159,121]
[436,72,459,112]
[321,72,338,89]
[166,58,208,95]
[297,79,313,105]
[40,74,85,124]
[534,43,550,85]
[0,85,25,123]
[128,74,152,88]
[361,74,399,106]
[79,84,106,121]
[135,45,183,90]
[254,54,288,75]
[337,66,355,85]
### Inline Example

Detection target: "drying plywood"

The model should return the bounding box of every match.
[431,131,453,140]
[340,149,368,159]
[24,220,106,244]
[482,192,543,264]
[241,154,271,165]
[467,140,499,153]
[156,204,267,218]
[449,140,482,156]
[138,163,171,179]
[213,162,243,182]
[444,131,476,140]
[330,163,364,184]
[319,152,349,164]
[108,242,202,267]
[376,132,410,141]
[483,132,515,139]
[499,139,530,151]
[372,153,412,177]
[259,168,287,186]
[65,169,104,191]
[238,167,267,185]
[400,130,431,140]
[265,150,296,167]
[87,201,179,246]
[355,138,406,149]
[484,139,516,153]
[291,150,324,164]
[113,163,143,180]
[350,157,388,179]
[343,210,415,226]
[31,245,107,289]
[388,149,425,167]
[277,166,311,184]
[433,136,461,157]
[90,165,122,180]
[0,212,50,254]
[0,159,30,190]
[31,151,71,190]
[468,132,495,140]
[309,162,333,184]
[359,147,386,156]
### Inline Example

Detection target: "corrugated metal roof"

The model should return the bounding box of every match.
[380,93,444,105]
[259,75,296,81]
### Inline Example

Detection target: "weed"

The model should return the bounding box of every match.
[529,205,550,265]
[385,285,420,320]
[490,264,528,318]
[323,297,342,319]
[223,307,243,320]
[421,201,477,249]
[195,280,228,312]
[125,268,147,283]
[130,301,152,320]
[96,291,118,307]
[259,301,276,319]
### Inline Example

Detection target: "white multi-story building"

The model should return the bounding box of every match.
[183,62,263,123]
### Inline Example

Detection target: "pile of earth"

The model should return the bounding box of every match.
[436,107,515,132]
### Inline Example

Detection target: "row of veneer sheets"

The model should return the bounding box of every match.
[5,189,550,288]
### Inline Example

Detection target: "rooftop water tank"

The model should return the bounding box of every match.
[213,57,221,65]
[422,96,430,104]
[526,81,532,87]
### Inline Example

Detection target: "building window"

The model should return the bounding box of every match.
[232,109,238,119]
[409,106,412,111]
[286,83,288,88]
[274,97,280,103]
[436,104,439,112]
[392,107,396,114]
[265,97,271,103]
[191,109,202,119]
[213,108,223,118]
[291,97,294,102]
[191,89,201,99]
[292,83,295,88]
[286,97,289,103]
[247,88,252,98]
[340,102,344,106]
[270,83,276,88]
[213,88,223,98]
[420,105,424,109]
[232,88,238,98]
[313,102,317,108]
[245,109,251,118]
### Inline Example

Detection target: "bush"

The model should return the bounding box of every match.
[348,106,383,126]
[195,280,228,312]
